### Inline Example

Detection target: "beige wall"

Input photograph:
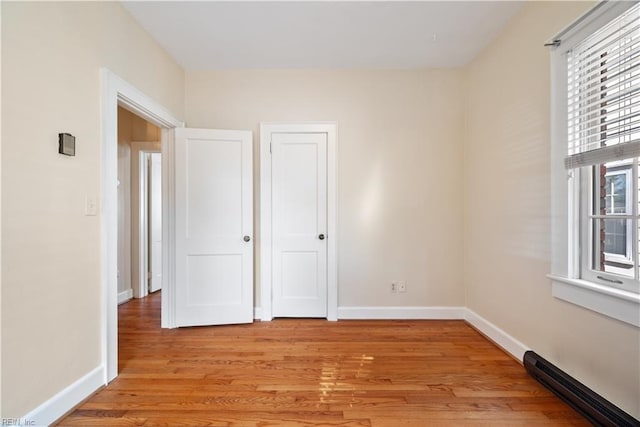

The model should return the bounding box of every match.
[464,1,639,417]
[119,107,162,143]
[1,2,183,417]
[186,69,466,309]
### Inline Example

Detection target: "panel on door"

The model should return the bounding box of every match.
[149,152,162,293]
[272,132,327,317]
[174,128,253,327]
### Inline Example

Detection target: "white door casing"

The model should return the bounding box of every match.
[174,128,253,327]
[272,133,328,317]
[102,68,184,383]
[260,123,338,321]
[149,153,162,293]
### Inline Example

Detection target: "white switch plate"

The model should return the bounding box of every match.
[85,196,98,216]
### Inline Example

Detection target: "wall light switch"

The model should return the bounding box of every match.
[85,196,98,216]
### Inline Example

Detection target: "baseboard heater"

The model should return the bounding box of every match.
[523,351,639,427]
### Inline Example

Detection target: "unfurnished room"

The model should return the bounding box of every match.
[1,1,639,426]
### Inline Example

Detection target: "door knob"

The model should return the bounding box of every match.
[318,234,325,240]
[243,235,251,242]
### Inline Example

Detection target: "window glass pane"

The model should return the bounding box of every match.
[605,174,627,214]
[604,218,627,255]
[591,218,634,277]
[594,162,632,217]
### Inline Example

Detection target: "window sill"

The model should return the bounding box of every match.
[548,275,640,327]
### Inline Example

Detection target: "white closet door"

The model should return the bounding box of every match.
[271,132,327,318]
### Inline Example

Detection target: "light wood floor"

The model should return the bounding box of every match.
[57,292,588,426]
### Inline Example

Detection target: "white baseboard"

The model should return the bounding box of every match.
[464,309,530,361]
[254,307,262,320]
[22,366,104,427]
[338,306,466,320]
[118,289,133,305]
[337,306,530,362]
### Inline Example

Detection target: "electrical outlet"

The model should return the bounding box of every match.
[391,282,398,293]
[398,281,407,292]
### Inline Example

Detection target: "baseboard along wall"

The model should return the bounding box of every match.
[337,306,466,320]
[21,366,104,427]
[117,288,133,305]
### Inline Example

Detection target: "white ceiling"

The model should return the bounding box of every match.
[122,1,524,70]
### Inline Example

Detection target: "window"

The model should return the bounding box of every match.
[550,1,640,327]
[581,159,637,289]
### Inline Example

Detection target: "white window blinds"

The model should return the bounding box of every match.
[565,2,640,169]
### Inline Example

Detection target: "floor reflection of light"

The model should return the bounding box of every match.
[318,354,374,407]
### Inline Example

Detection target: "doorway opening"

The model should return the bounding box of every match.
[117,106,162,305]
[102,69,183,383]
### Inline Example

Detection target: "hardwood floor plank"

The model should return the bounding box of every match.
[343,408,557,421]
[55,292,590,426]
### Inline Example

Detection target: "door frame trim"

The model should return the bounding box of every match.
[259,122,338,321]
[101,69,183,383]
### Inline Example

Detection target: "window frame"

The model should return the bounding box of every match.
[580,159,638,292]
[549,0,640,328]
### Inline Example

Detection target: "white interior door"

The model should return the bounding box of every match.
[148,152,162,293]
[174,128,253,327]
[272,132,327,317]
